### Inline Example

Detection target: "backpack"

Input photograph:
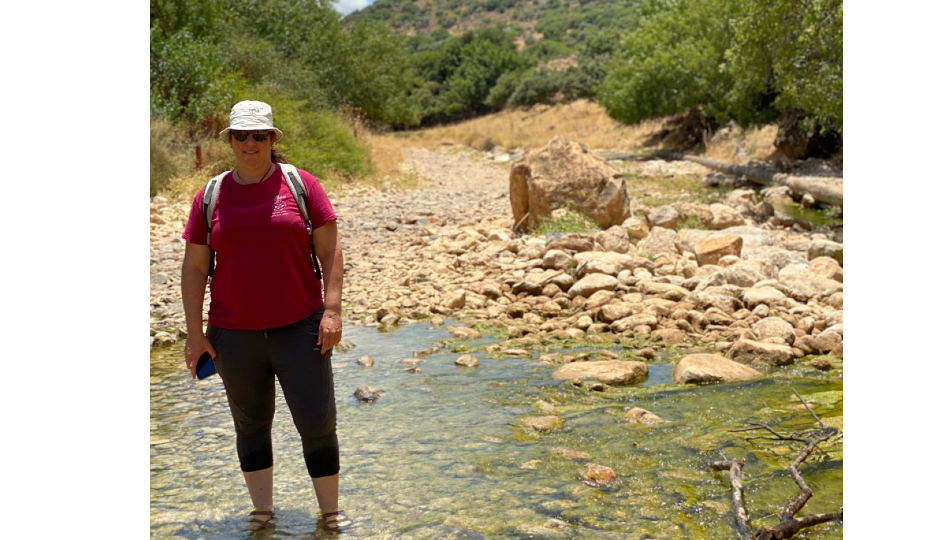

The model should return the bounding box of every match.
[201,163,320,281]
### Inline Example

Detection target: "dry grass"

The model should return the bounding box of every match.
[379,99,667,152]
[151,117,235,200]
[705,123,778,163]
[366,100,781,177]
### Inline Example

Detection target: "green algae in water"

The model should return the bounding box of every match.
[773,201,843,227]
[795,390,844,407]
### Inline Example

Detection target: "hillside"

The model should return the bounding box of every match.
[344,0,642,47]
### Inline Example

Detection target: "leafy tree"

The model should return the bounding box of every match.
[599,0,842,135]
[410,28,524,124]
[150,27,241,123]
[727,0,843,132]
[485,69,528,108]
[599,0,738,125]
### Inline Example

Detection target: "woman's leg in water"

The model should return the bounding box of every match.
[243,468,274,511]
[270,309,342,514]
[209,324,277,513]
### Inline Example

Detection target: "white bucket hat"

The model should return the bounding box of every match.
[219,100,283,142]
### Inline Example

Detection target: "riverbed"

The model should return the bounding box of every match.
[151,322,842,539]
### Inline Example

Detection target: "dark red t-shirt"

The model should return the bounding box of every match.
[182,166,337,330]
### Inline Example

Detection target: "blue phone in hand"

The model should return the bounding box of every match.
[196,352,216,380]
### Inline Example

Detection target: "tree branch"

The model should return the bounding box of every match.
[710,387,842,539]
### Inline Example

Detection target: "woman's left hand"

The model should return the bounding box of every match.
[318,310,343,355]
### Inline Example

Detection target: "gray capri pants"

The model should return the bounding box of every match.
[207,307,339,478]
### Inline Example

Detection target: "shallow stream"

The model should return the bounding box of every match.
[151,322,842,539]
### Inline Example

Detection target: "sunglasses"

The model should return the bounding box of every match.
[231,130,273,142]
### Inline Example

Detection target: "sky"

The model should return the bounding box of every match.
[333,0,380,16]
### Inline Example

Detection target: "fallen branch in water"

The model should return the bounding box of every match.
[710,388,843,539]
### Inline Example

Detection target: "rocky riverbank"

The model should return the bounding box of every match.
[150,144,843,385]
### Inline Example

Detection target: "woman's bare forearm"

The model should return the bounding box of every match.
[321,240,344,314]
[181,267,209,336]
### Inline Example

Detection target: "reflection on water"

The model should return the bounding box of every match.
[151,322,842,539]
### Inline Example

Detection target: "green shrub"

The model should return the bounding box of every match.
[507,69,563,106]
[234,87,375,181]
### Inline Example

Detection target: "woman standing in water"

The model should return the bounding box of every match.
[180,100,350,532]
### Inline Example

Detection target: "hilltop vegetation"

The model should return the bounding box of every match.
[345,0,642,48]
[150,0,842,196]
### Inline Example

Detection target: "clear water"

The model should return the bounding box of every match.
[151,322,843,539]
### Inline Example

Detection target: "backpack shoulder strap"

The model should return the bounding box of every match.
[201,170,229,279]
[279,163,312,233]
[279,163,322,281]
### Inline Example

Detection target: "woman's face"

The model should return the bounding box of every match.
[229,130,275,170]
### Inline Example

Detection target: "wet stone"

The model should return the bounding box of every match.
[582,464,619,487]
[354,386,384,402]
[521,415,563,432]
[455,355,480,368]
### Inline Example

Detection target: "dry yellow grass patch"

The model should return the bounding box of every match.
[705,123,778,164]
[152,117,236,202]
[358,131,431,190]
[381,99,667,152]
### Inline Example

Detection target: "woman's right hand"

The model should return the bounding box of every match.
[184,333,217,379]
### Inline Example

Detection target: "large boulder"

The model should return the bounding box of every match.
[510,138,630,231]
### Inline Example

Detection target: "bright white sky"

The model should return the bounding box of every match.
[333,0,380,16]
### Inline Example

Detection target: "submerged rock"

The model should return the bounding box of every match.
[399,358,424,367]
[447,325,481,340]
[335,339,356,353]
[357,356,374,368]
[354,386,385,402]
[552,447,591,460]
[625,407,667,426]
[521,415,563,432]
[582,463,619,487]
[455,354,480,367]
